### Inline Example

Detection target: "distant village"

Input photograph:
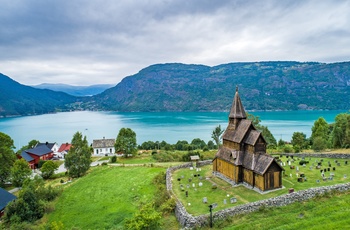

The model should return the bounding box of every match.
[18,137,117,170]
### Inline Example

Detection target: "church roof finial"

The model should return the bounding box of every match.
[236,85,238,92]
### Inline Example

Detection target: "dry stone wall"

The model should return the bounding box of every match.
[166,160,350,229]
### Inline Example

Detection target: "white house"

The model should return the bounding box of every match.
[92,137,115,156]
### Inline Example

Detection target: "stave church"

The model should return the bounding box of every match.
[212,87,284,192]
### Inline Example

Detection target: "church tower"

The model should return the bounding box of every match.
[227,86,246,131]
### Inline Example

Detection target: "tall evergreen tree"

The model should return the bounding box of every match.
[65,132,91,178]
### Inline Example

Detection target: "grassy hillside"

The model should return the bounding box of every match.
[89,62,350,112]
[47,166,167,229]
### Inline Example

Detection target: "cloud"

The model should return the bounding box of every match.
[0,0,349,85]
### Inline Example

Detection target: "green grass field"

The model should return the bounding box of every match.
[172,155,350,216]
[46,166,166,229]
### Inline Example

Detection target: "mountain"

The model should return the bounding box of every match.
[33,83,114,96]
[0,73,79,117]
[88,61,350,112]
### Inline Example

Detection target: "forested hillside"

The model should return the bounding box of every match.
[0,73,78,117]
[87,62,350,111]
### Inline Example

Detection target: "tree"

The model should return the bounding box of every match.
[291,132,308,152]
[331,113,350,148]
[11,158,32,187]
[65,132,91,178]
[41,160,58,179]
[211,125,224,149]
[191,138,206,150]
[16,139,39,154]
[311,117,329,151]
[207,140,215,150]
[0,132,16,187]
[124,202,162,230]
[247,113,276,147]
[115,128,137,157]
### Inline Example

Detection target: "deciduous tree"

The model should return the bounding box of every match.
[11,158,32,187]
[41,160,58,179]
[64,132,91,178]
[311,117,329,150]
[211,125,224,149]
[0,132,16,187]
[115,128,137,157]
[291,132,308,152]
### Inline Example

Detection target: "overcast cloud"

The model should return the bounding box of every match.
[0,0,349,85]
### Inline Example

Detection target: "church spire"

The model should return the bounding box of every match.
[229,86,247,119]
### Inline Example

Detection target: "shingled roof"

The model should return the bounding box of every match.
[92,138,115,148]
[25,145,53,156]
[229,87,247,119]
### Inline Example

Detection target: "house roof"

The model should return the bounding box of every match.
[0,188,16,211]
[92,138,115,148]
[25,145,53,156]
[58,143,72,152]
[229,87,247,119]
[37,142,56,150]
[21,151,35,162]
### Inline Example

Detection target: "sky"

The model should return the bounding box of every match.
[0,0,349,86]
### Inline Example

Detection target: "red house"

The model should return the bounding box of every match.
[57,143,72,158]
[19,145,54,169]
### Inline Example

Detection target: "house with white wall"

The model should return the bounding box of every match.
[92,137,115,156]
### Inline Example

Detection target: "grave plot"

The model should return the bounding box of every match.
[172,156,350,216]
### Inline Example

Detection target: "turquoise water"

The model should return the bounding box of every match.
[0,110,346,149]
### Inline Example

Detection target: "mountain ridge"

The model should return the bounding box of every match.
[32,83,115,96]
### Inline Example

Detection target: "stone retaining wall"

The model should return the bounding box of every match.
[166,160,350,229]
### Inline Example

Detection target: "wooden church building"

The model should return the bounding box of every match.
[212,87,283,192]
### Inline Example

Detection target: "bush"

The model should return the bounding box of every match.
[299,160,309,165]
[110,155,117,163]
[38,160,47,169]
[212,184,217,189]
[283,145,294,153]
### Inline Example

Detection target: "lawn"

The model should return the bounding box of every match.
[47,166,165,229]
[172,155,350,216]
[218,190,350,229]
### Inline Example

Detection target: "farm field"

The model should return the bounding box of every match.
[172,155,350,216]
[46,166,170,229]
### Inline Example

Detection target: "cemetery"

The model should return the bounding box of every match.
[168,155,350,227]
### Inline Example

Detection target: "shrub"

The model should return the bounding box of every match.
[212,184,217,190]
[110,155,117,163]
[299,160,309,165]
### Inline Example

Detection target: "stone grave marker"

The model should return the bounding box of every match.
[230,197,237,203]
[186,191,188,197]
[316,179,320,183]
[337,163,341,166]
[192,183,195,187]
[199,182,203,187]
[181,175,184,178]
[309,166,313,170]
[224,199,227,205]
[190,167,193,170]
[296,166,299,171]
[345,161,348,165]
[333,167,336,171]
[186,184,190,189]
[212,203,218,209]
[203,197,207,203]
[188,178,192,182]
[344,174,347,178]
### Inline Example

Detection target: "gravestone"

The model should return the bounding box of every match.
[199,182,203,187]
[186,184,190,189]
[192,183,195,187]
[329,164,331,167]
[333,167,336,171]
[230,197,237,203]
[296,166,299,171]
[344,174,347,178]
[309,166,313,170]
[337,163,341,166]
[186,191,188,197]
[177,178,181,182]
[188,178,192,182]
[181,175,184,178]
[320,169,323,173]
[316,179,320,183]
[328,168,330,171]
[224,199,227,205]
[190,167,193,170]
[203,197,207,203]
[345,161,348,165]
[212,203,218,209]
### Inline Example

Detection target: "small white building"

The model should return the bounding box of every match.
[92,137,115,156]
